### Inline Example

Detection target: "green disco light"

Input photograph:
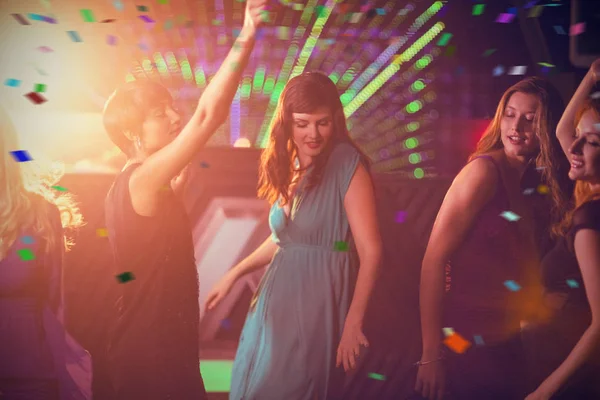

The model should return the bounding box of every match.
[200,360,233,393]
[414,168,425,179]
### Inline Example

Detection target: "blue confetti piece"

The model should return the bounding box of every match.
[10,150,33,162]
[21,236,35,245]
[493,65,505,77]
[554,25,566,35]
[500,211,521,222]
[566,279,579,289]
[504,280,521,292]
[27,13,45,21]
[507,7,518,14]
[375,8,386,15]
[5,78,21,87]
[67,31,82,42]
[474,335,485,345]
[113,0,124,11]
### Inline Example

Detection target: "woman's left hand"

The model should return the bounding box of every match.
[336,313,369,372]
[525,387,553,400]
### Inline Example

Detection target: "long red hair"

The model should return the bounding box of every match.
[258,72,369,206]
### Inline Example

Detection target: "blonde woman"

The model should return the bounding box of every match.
[0,107,91,399]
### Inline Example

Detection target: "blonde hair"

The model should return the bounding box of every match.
[0,107,84,259]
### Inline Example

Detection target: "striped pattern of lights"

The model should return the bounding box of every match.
[343,21,445,118]
[341,1,444,106]
[289,4,333,78]
[195,65,207,88]
[253,67,266,93]
[256,0,321,147]
[230,87,241,145]
[153,52,169,78]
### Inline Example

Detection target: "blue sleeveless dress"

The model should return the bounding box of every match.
[230,142,362,400]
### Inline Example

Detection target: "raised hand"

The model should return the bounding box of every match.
[244,0,269,31]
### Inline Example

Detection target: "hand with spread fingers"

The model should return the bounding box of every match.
[336,313,369,372]
[244,0,270,31]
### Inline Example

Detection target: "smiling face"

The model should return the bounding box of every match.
[138,103,182,155]
[500,91,541,160]
[291,106,334,166]
[569,109,600,184]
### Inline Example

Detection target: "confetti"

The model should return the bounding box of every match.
[482,48,496,57]
[51,185,67,192]
[137,5,149,12]
[350,13,363,24]
[443,333,471,354]
[570,23,585,36]
[591,92,600,100]
[527,5,543,18]
[395,211,407,223]
[442,327,455,337]
[492,65,505,76]
[107,35,117,45]
[25,92,47,104]
[96,228,109,237]
[496,13,515,24]
[523,188,535,195]
[158,0,169,3]
[101,19,116,23]
[12,13,31,25]
[472,4,485,16]
[42,16,57,24]
[474,335,485,346]
[537,184,549,194]
[67,31,82,42]
[504,280,521,291]
[553,25,566,35]
[21,236,35,245]
[5,78,21,87]
[500,211,520,221]
[368,373,386,381]
[200,161,210,168]
[116,271,135,283]
[139,15,155,23]
[375,8,386,16]
[113,0,124,11]
[507,7,517,15]
[334,241,349,252]
[34,83,47,93]
[538,62,555,68]
[436,33,453,47]
[524,0,539,8]
[566,279,579,289]
[27,13,45,21]
[37,46,53,52]
[508,65,527,75]
[80,9,96,22]
[17,249,36,261]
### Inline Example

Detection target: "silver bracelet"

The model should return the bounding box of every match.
[414,357,444,367]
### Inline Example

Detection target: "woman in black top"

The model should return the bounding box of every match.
[525,59,600,399]
[102,1,268,399]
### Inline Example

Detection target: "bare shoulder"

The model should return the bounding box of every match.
[454,155,499,193]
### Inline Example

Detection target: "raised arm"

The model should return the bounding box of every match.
[556,59,600,156]
[415,157,498,400]
[132,0,268,202]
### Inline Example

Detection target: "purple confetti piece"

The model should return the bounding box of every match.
[107,35,117,45]
[42,16,57,24]
[395,211,408,223]
[496,13,515,23]
[139,15,155,23]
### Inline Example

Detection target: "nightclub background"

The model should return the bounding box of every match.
[1,0,599,398]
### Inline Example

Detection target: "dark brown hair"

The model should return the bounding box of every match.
[557,99,600,236]
[102,80,173,157]
[257,72,369,206]
[470,77,572,230]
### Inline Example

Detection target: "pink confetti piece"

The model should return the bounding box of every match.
[107,35,117,45]
[139,15,155,23]
[569,22,585,36]
[37,46,53,52]
[496,13,515,23]
[24,92,47,105]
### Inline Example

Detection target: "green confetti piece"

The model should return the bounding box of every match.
[333,241,348,252]
[368,372,386,381]
[17,248,36,261]
[528,5,543,18]
[136,5,148,12]
[436,32,453,47]
[34,83,46,93]
[158,0,169,4]
[482,48,497,57]
[116,271,135,283]
[51,185,67,192]
[538,62,555,67]
[472,4,485,16]
[500,211,521,222]
[80,9,95,22]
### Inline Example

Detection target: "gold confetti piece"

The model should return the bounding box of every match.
[443,332,471,354]
[537,184,549,194]
[96,228,109,237]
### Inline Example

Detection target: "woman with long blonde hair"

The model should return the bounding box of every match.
[0,106,90,399]
[525,60,600,400]
[416,77,568,400]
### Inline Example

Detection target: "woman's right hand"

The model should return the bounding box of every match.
[205,272,237,312]
[415,361,446,400]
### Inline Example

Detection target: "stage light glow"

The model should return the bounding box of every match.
[413,168,425,179]
[253,67,266,93]
[263,76,275,95]
[195,66,207,88]
[408,153,422,164]
[405,137,419,149]
[233,137,251,148]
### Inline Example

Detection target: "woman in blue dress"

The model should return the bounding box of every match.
[205,72,383,399]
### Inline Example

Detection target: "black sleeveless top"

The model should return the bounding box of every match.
[105,164,204,396]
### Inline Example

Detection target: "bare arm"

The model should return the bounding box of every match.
[420,158,498,360]
[131,0,267,213]
[556,59,600,156]
[344,163,382,321]
[228,235,279,281]
[531,229,600,397]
